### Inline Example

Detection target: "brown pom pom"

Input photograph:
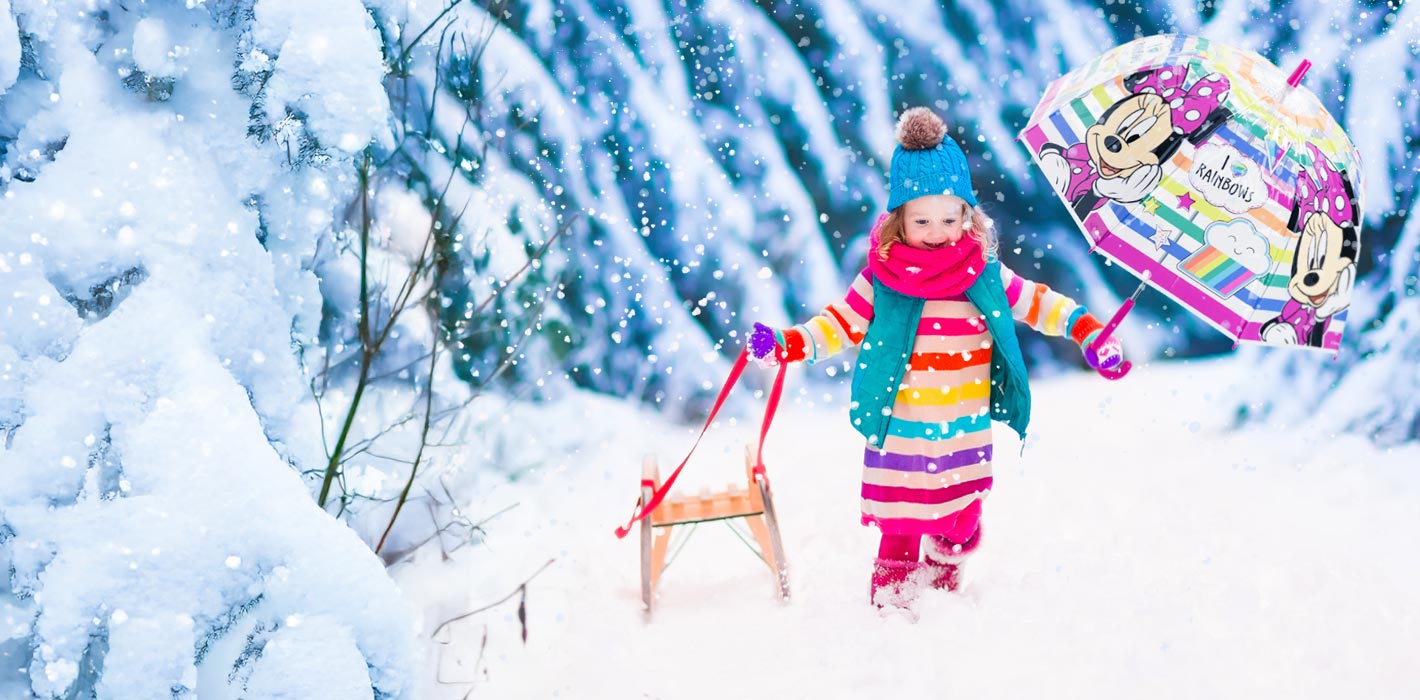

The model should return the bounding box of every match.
[895,107,946,150]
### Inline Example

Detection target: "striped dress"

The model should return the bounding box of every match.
[791,263,1099,537]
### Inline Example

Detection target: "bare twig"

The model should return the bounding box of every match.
[311,2,572,556]
[470,216,575,319]
[431,558,555,640]
[361,452,416,465]
[382,501,517,568]
[341,396,473,462]
[377,332,442,553]
[391,0,465,76]
[318,150,377,507]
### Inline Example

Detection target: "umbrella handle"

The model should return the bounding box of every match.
[1094,358,1132,380]
[1088,287,1142,380]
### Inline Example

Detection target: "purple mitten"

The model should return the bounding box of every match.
[748,322,780,361]
[1084,333,1123,370]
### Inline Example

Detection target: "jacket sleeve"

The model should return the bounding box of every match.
[781,268,875,364]
[1000,263,1104,346]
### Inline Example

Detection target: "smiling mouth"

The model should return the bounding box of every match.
[1098,162,1122,177]
[923,241,949,250]
[1307,292,1329,306]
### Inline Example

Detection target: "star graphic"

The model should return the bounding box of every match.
[1150,227,1174,251]
[1178,191,1196,210]
[1141,197,1160,214]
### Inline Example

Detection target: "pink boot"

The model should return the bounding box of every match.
[922,527,982,592]
[870,558,928,609]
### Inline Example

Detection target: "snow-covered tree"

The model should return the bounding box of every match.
[0,0,417,696]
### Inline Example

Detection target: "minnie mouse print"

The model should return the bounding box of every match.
[1038,65,1234,219]
[1259,144,1361,348]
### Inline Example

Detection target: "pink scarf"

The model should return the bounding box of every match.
[867,214,984,299]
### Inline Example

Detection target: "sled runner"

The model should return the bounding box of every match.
[638,446,789,613]
[615,349,790,616]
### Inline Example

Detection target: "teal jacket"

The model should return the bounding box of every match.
[848,260,1031,447]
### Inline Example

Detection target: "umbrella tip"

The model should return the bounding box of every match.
[1286,59,1312,88]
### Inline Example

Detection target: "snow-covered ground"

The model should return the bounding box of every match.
[397,356,1420,699]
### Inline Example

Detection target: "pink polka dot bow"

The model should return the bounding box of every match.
[1294,143,1357,229]
[1131,66,1231,135]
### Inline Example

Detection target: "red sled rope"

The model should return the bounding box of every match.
[613,348,788,539]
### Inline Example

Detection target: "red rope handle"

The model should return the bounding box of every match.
[613,349,788,539]
[752,349,788,484]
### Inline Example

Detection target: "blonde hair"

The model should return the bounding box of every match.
[876,200,999,262]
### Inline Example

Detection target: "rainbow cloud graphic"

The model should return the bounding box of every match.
[1178,220,1270,299]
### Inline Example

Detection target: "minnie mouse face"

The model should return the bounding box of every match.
[1084,94,1175,180]
[1286,144,1361,310]
[1033,66,1231,218]
[1289,211,1357,308]
[1259,145,1361,346]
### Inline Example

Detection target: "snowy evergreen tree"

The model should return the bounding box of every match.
[0,0,417,696]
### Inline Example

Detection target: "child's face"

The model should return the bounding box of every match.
[902,195,970,251]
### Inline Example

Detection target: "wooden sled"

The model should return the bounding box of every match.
[638,445,789,614]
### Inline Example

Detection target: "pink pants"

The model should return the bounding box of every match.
[877,499,982,561]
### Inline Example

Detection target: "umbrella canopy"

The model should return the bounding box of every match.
[1021,34,1364,352]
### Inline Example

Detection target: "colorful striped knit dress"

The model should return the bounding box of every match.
[789,263,1101,539]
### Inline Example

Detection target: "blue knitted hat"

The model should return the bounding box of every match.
[886,107,978,211]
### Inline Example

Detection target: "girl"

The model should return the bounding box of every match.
[749,107,1122,608]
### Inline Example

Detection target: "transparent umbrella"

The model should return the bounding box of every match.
[1019,33,1365,377]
